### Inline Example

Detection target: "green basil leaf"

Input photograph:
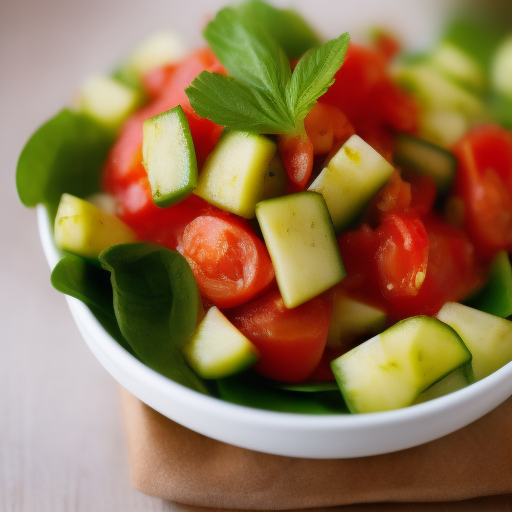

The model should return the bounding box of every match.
[99,243,209,394]
[51,254,135,355]
[186,72,294,134]
[204,7,292,113]
[287,32,350,122]
[238,0,321,59]
[217,373,348,414]
[16,109,113,218]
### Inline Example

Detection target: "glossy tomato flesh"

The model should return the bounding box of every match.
[228,288,332,382]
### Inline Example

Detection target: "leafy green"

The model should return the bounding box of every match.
[217,373,348,414]
[186,72,294,133]
[16,109,113,218]
[270,380,340,393]
[469,251,512,319]
[238,0,321,59]
[287,33,350,122]
[204,6,291,108]
[186,7,349,135]
[99,243,209,394]
[51,255,135,355]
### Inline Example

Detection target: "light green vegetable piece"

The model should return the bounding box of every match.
[437,302,512,381]
[331,316,472,413]
[256,191,345,309]
[182,307,259,380]
[55,193,137,258]
[194,131,276,218]
[142,106,198,207]
[308,135,394,232]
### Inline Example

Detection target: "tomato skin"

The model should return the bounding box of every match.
[304,103,355,155]
[320,43,419,135]
[103,48,225,203]
[278,133,315,189]
[181,215,275,309]
[228,288,332,382]
[452,124,512,260]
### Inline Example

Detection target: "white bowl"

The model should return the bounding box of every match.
[38,205,512,458]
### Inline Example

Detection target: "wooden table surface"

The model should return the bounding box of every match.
[2,0,505,510]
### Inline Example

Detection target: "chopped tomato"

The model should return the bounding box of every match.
[228,288,332,382]
[304,103,355,155]
[309,346,347,381]
[103,48,225,202]
[372,30,401,62]
[278,133,314,189]
[142,63,178,99]
[452,124,512,260]
[181,215,275,309]
[320,43,419,135]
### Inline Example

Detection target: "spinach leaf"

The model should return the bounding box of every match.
[270,380,340,393]
[238,0,321,60]
[99,243,209,395]
[217,373,348,414]
[51,255,135,355]
[16,109,113,218]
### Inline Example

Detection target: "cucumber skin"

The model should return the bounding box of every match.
[142,106,197,208]
[331,316,472,414]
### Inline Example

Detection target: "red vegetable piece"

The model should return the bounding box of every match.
[181,215,275,309]
[229,288,332,382]
[453,124,512,260]
[278,133,314,189]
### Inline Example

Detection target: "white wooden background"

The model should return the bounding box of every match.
[0,0,498,510]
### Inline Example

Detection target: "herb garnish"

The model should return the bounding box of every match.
[186,6,349,136]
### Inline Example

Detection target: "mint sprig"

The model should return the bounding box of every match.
[185,6,349,135]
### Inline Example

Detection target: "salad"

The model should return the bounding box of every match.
[17,1,512,414]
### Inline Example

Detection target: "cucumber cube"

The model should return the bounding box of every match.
[142,106,197,207]
[327,292,387,348]
[78,75,140,132]
[194,131,276,218]
[437,302,512,381]
[182,307,259,379]
[55,194,137,258]
[308,135,394,232]
[331,316,471,413]
[256,191,345,309]
[396,64,484,117]
[413,365,472,404]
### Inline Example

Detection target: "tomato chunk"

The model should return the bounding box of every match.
[320,43,419,135]
[278,133,314,189]
[452,124,512,260]
[181,215,275,309]
[229,289,332,382]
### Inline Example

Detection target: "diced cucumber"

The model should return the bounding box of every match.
[142,106,197,208]
[84,192,118,216]
[194,131,277,218]
[394,133,457,193]
[256,192,345,309]
[419,110,469,149]
[437,302,512,380]
[396,63,484,118]
[115,31,186,87]
[413,365,472,404]
[54,194,137,258]
[330,316,471,413]
[472,251,512,319]
[308,135,394,231]
[429,42,485,91]
[77,75,140,132]
[182,307,259,379]
[492,35,512,99]
[261,154,286,200]
[327,292,387,348]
